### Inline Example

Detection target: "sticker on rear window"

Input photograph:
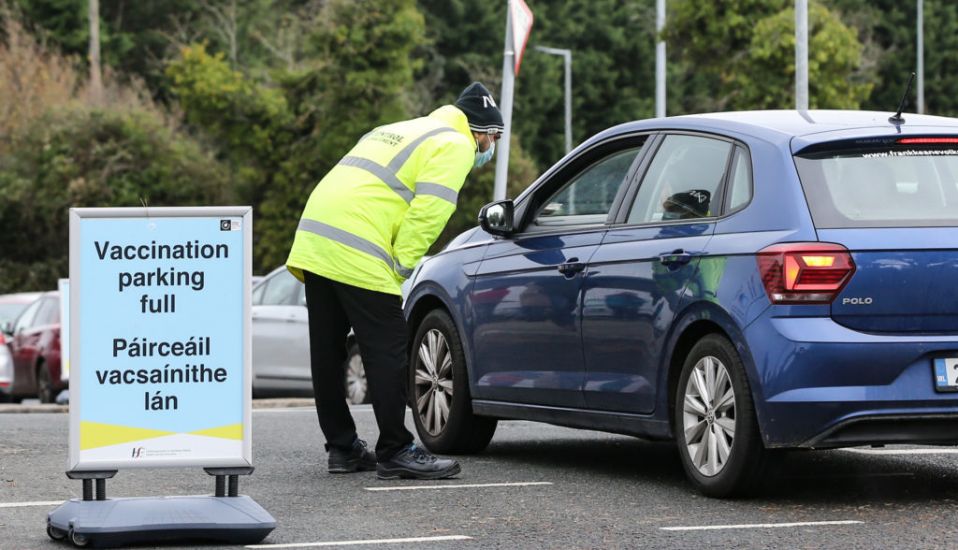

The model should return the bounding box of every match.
[863,149,958,158]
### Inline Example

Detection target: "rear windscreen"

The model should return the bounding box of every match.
[795,146,958,228]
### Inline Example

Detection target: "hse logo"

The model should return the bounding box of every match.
[131,447,145,458]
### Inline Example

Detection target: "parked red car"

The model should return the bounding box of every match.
[4,292,65,403]
[0,292,42,333]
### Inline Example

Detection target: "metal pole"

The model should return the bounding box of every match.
[917,0,925,114]
[656,0,666,118]
[795,0,809,110]
[564,51,572,153]
[535,46,573,155]
[493,0,515,202]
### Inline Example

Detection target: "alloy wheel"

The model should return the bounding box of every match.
[414,329,454,436]
[682,355,736,477]
[345,353,367,405]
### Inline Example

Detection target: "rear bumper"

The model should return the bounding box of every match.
[804,413,958,448]
[744,316,958,447]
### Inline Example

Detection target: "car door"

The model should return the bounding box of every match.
[251,269,311,392]
[10,297,45,396]
[468,136,650,407]
[582,133,738,413]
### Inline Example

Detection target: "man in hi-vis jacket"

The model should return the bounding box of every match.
[287,82,503,479]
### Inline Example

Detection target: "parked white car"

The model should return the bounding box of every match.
[252,267,368,404]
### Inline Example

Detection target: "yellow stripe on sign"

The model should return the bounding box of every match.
[190,424,244,440]
[80,422,174,450]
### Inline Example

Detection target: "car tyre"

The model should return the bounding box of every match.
[409,309,497,454]
[37,362,55,404]
[674,334,779,498]
[344,342,369,405]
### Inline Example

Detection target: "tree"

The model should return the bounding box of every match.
[418,0,657,170]
[166,43,293,209]
[665,0,870,112]
[731,3,871,109]
[0,107,230,292]
[253,0,429,271]
[0,6,78,153]
[827,0,958,117]
[86,0,102,104]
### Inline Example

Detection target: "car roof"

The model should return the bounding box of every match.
[252,266,294,291]
[594,110,958,148]
[0,291,44,304]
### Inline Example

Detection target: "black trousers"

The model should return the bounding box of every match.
[303,271,414,460]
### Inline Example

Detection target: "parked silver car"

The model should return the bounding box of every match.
[252,267,368,404]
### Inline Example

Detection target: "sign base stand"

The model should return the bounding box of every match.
[47,469,275,548]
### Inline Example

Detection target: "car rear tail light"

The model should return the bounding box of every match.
[0,332,5,345]
[756,242,855,304]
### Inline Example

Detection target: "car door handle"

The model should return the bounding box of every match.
[557,259,586,277]
[658,249,693,266]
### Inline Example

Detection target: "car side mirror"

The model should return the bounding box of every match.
[478,200,515,237]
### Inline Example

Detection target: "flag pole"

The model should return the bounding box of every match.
[494,1,515,201]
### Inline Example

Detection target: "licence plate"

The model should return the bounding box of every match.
[934,358,958,392]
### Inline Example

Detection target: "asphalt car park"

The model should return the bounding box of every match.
[4,109,958,547]
[3,406,958,549]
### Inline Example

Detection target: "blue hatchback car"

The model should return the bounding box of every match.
[402,110,958,496]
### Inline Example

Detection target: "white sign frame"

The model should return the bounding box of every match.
[68,207,253,471]
[58,278,70,383]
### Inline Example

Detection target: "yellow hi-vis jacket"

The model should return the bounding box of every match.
[286,105,476,295]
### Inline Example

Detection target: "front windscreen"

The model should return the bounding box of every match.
[795,145,958,228]
[0,303,27,326]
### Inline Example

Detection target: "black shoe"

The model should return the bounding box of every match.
[376,443,461,480]
[328,439,377,473]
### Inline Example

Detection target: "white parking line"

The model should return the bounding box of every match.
[660,520,863,532]
[246,535,473,548]
[841,447,958,455]
[365,481,552,492]
[786,472,914,479]
[0,501,63,509]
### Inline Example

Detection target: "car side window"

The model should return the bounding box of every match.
[262,270,300,306]
[296,283,306,306]
[627,135,733,224]
[252,281,266,305]
[34,298,58,326]
[13,299,42,333]
[532,147,643,227]
[727,146,753,212]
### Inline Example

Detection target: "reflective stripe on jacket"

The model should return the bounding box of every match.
[286,105,475,295]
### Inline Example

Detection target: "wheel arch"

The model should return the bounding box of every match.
[659,301,766,439]
[404,285,478,396]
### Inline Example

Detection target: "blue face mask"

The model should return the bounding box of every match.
[474,141,495,168]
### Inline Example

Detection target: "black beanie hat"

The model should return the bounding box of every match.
[455,82,504,135]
